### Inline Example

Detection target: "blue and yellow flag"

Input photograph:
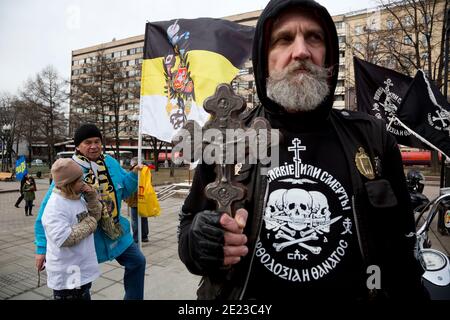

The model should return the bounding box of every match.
[140,18,254,142]
[15,156,27,181]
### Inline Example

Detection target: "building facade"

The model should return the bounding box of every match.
[69,1,449,153]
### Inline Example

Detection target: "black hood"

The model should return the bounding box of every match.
[252,0,339,121]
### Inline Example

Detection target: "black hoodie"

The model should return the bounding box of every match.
[252,0,339,124]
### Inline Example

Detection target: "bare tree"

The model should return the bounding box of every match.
[70,50,141,159]
[0,93,17,171]
[21,66,68,167]
[377,0,449,172]
[378,0,449,84]
[147,136,166,172]
[15,99,43,163]
[347,18,387,65]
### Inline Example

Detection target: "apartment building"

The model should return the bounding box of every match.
[69,1,448,147]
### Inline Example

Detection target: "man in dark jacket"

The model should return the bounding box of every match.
[14,173,28,208]
[178,0,426,300]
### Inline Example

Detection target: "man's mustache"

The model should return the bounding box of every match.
[270,60,332,80]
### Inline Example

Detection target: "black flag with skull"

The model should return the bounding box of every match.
[353,57,428,149]
[396,70,450,159]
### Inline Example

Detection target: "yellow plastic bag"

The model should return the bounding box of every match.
[137,166,160,217]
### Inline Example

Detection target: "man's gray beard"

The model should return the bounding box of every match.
[266,61,331,113]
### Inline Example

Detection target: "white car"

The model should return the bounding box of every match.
[30,159,43,166]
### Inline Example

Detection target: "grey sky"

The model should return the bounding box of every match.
[0,0,376,95]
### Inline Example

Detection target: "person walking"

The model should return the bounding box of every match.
[23,176,36,216]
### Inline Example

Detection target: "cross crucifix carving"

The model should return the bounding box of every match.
[175,83,275,216]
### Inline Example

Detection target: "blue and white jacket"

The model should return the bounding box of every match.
[34,155,137,263]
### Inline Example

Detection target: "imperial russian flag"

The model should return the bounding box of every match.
[139,18,254,142]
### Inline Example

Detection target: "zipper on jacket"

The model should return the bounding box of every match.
[238,179,269,300]
[351,195,367,265]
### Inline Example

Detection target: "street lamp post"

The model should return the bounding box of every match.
[2,124,12,171]
[0,124,12,172]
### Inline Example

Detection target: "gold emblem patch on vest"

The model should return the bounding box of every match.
[355,147,375,180]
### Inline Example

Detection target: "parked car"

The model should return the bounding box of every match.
[30,159,44,166]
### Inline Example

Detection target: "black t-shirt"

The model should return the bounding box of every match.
[245,120,366,299]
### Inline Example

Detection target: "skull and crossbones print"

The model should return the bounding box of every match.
[264,188,339,254]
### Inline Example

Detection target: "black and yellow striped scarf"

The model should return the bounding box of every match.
[73,153,122,240]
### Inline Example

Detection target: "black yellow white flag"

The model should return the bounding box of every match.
[140,18,254,142]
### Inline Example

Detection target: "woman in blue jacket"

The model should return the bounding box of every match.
[34,124,146,300]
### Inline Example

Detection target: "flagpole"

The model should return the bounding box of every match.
[137,99,143,250]
[394,116,450,159]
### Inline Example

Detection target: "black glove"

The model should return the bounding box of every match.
[188,210,225,271]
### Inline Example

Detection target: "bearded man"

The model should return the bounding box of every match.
[178,0,427,300]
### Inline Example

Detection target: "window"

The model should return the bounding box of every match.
[239,68,248,75]
[386,19,394,30]
[129,59,135,66]
[354,25,363,35]
[129,48,136,55]
[369,41,378,51]
[386,37,395,47]
[105,53,113,59]
[335,21,343,29]
[404,35,412,45]
[403,15,413,27]
[338,35,346,44]
[335,95,344,101]
[337,80,345,87]
[121,50,127,57]
[122,61,128,67]
[339,50,345,58]
[136,47,144,54]
[422,34,429,48]
[354,42,363,52]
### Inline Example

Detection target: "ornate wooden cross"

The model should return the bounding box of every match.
[175,83,274,217]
